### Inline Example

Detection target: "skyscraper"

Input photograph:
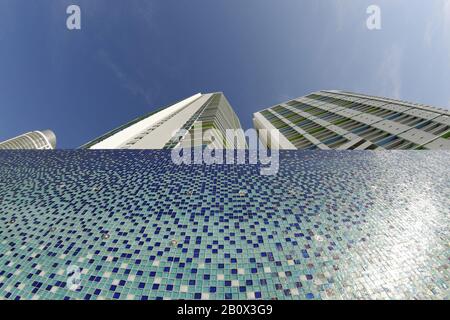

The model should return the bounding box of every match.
[254,90,450,150]
[81,92,246,149]
[0,130,56,150]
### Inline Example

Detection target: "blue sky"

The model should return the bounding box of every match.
[0,0,449,148]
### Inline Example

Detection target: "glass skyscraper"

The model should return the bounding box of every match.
[254,90,450,150]
[81,92,246,149]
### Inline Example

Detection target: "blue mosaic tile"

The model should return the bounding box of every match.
[0,150,449,300]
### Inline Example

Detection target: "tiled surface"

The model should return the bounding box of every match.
[0,150,449,300]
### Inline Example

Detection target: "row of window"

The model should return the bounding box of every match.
[307,93,449,135]
[263,104,423,150]
[262,93,450,149]
[268,107,349,149]
[0,133,52,150]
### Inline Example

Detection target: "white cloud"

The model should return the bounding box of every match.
[424,0,450,46]
[423,21,434,48]
[331,0,362,31]
[97,50,154,104]
[444,0,450,28]
[376,45,403,99]
[332,0,346,30]
[438,0,450,69]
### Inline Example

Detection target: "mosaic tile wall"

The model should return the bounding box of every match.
[0,150,449,300]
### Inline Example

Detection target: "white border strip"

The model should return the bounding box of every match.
[90,93,202,149]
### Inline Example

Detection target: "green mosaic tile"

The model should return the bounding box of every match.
[0,150,449,300]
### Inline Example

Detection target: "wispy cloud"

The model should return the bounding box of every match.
[444,0,450,27]
[424,0,450,46]
[96,49,154,104]
[376,45,403,99]
[332,0,346,31]
[92,1,159,105]
[330,0,362,31]
[424,20,434,48]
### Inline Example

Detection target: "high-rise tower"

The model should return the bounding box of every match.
[254,90,450,150]
[0,130,56,150]
[82,93,246,149]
